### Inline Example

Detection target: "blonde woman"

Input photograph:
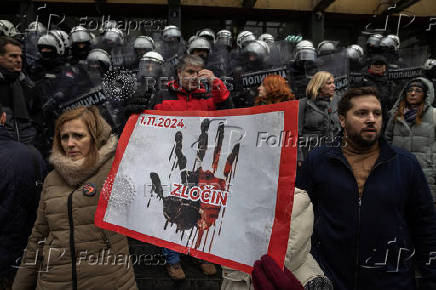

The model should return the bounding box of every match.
[298,71,341,165]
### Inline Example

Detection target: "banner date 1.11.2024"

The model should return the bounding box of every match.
[139,115,185,129]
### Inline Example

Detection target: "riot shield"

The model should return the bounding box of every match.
[41,62,136,135]
[312,49,350,106]
[269,40,297,67]
[24,31,41,71]
[387,46,429,100]
[387,46,429,81]
[206,44,231,78]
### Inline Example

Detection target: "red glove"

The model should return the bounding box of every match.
[252,255,304,290]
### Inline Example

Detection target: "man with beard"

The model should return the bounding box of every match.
[297,86,436,290]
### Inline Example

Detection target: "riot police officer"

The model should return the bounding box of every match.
[70,26,92,64]
[288,40,317,99]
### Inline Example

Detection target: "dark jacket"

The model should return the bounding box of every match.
[149,78,232,111]
[0,69,42,147]
[0,126,46,277]
[297,97,341,162]
[297,137,436,290]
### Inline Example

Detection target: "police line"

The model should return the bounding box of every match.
[60,88,107,113]
[241,67,288,89]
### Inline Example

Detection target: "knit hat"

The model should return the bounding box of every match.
[407,80,426,92]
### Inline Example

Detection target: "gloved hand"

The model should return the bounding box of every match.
[284,35,303,44]
[124,97,148,116]
[252,255,304,290]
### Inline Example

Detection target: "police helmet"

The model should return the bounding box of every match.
[37,33,65,55]
[27,21,46,34]
[317,41,337,56]
[198,29,216,43]
[237,31,256,49]
[243,40,270,59]
[295,40,316,61]
[134,36,155,50]
[258,34,274,45]
[187,37,211,54]
[103,28,124,46]
[347,44,364,62]
[141,51,164,65]
[0,20,18,37]
[71,26,91,44]
[367,34,383,48]
[87,48,112,70]
[162,25,181,42]
[216,30,232,47]
[380,34,400,52]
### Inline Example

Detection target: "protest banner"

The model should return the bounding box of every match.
[95,101,298,273]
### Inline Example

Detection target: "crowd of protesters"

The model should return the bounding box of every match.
[1,18,436,290]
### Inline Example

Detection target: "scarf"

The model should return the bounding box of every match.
[404,108,417,123]
[0,66,20,83]
[0,67,30,120]
[49,135,118,186]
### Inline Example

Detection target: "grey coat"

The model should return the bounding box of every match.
[298,97,341,162]
[385,77,436,201]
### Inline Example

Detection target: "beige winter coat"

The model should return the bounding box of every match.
[221,188,325,289]
[12,135,137,290]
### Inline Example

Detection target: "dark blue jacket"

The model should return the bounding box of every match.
[297,137,436,290]
[0,126,46,276]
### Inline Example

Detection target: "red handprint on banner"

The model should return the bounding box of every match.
[147,118,240,251]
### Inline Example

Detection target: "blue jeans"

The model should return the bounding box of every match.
[162,248,180,265]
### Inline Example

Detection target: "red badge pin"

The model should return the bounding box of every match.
[83,183,96,197]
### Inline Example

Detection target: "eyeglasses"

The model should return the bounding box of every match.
[407,88,424,94]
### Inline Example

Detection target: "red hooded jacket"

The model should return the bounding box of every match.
[150,78,232,111]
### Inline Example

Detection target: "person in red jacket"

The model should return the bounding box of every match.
[126,54,232,114]
[149,54,232,111]
[126,54,233,280]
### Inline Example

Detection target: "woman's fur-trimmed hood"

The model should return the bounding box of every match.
[49,134,118,186]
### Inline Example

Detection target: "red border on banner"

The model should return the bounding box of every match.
[95,101,298,274]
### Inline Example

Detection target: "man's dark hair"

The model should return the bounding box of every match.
[0,36,21,54]
[337,86,381,117]
[176,54,204,72]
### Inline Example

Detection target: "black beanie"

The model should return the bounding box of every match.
[407,80,427,92]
